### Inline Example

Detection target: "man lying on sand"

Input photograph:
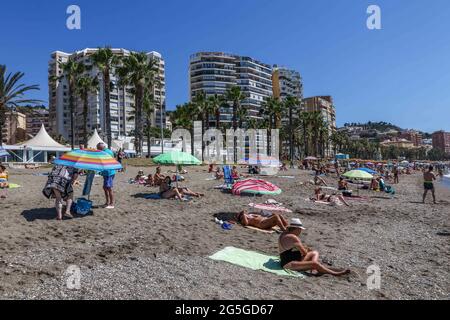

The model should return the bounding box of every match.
[159,176,204,200]
[279,218,350,276]
[236,210,288,231]
[314,187,350,206]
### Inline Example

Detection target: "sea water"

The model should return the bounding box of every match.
[441,175,450,189]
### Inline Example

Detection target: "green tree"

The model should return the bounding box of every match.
[76,76,99,146]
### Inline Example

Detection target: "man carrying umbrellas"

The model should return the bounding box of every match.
[97,143,116,209]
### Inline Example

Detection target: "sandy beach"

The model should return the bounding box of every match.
[0,166,448,300]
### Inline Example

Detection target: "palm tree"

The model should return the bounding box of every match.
[171,102,196,155]
[143,91,156,157]
[0,65,41,146]
[261,97,283,155]
[226,86,245,162]
[284,96,300,165]
[208,94,225,129]
[76,76,99,146]
[91,47,121,148]
[117,52,159,156]
[58,58,86,149]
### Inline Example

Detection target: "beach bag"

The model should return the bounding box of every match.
[75,198,93,215]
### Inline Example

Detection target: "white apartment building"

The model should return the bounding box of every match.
[189,52,273,125]
[48,48,166,145]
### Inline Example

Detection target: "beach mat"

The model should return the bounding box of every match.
[8,183,21,189]
[209,246,305,278]
[144,193,162,199]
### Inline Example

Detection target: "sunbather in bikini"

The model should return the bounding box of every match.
[159,176,204,200]
[236,210,288,231]
[279,218,350,276]
[314,187,350,206]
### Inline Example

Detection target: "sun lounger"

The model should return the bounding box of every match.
[209,246,305,278]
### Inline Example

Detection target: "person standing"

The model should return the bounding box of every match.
[97,143,116,209]
[393,165,399,184]
[423,165,437,204]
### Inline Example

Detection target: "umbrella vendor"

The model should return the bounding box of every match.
[42,164,79,220]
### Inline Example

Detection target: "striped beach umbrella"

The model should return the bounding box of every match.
[232,179,282,196]
[0,147,10,158]
[53,149,122,171]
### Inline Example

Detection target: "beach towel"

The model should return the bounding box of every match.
[209,247,305,278]
[144,193,162,200]
[8,183,21,189]
[244,225,281,234]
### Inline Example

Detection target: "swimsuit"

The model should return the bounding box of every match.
[280,248,304,268]
[424,181,434,190]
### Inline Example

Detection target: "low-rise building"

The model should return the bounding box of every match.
[1,111,27,144]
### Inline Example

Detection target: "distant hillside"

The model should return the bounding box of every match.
[343,121,402,133]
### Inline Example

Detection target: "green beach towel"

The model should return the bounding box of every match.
[8,183,21,189]
[209,246,305,278]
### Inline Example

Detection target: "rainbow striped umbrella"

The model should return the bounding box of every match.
[53,149,122,171]
[232,179,282,196]
[0,147,10,158]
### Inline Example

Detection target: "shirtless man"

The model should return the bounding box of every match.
[279,218,350,276]
[153,167,165,186]
[237,210,288,231]
[423,165,437,204]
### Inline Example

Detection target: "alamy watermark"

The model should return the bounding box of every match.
[367,5,382,30]
[366,264,381,290]
[66,5,81,30]
[65,265,81,290]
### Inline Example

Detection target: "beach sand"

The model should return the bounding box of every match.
[0,166,448,300]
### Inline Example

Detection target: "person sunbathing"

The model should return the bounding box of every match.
[314,187,350,206]
[231,166,241,180]
[159,176,183,200]
[215,168,224,180]
[314,171,327,186]
[153,167,165,186]
[338,177,348,190]
[279,218,351,276]
[0,165,9,198]
[236,210,288,231]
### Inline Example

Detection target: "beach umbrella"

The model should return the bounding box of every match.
[232,179,282,196]
[0,147,10,158]
[357,167,378,175]
[153,151,201,166]
[343,170,373,180]
[53,149,122,172]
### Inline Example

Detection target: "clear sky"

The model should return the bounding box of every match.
[1,0,449,132]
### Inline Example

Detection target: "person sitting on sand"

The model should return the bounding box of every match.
[159,176,204,200]
[423,165,437,204]
[0,165,9,199]
[314,171,327,186]
[153,167,165,186]
[236,210,288,231]
[370,178,379,191]
[279,218,351,276]
[215,167,224,180]
[146,174,154,187]
[314,187,350,206]
[338,177,348,191]
[135,170,147,184]
[42,165,79,220]
[231,166,241,180]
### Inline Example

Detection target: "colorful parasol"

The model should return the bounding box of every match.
[357,167,378,175]
[53,149,122,171]
[153,151,201,165]
[232,179,282,196]
[343,170,373,180]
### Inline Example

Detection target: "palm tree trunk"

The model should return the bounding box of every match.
[83,93,89,146]
[69,83,75,150]
[0,106,4,147]
[104,69,112,148]
[147,119,151,158]
[215,109,220,129]
[289,105,293,166]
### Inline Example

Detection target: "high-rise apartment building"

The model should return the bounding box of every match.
[432,131,450,154]
[303,96,337,133]
[48,48,166,145]
[1,111,27,145]
[272,66,303,126]
[189,52,273,125]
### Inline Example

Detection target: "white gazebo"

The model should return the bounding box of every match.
[87,129,107,149]
[4,124,71,163]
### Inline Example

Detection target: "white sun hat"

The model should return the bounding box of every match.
[289,218,306,230]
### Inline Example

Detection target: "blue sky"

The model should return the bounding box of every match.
[1,0,449,132]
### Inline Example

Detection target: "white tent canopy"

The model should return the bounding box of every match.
[87,129,107,149]
[17,124,69,151]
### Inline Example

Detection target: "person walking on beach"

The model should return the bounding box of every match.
[423,165,437,204]
[278,219,350,276]
[97,143,116,209]
[393,165,399,184]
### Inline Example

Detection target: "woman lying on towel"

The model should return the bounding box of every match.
[236,210,288,231]
[314,187,350,206]
[279,219,351,276]
[159,176,204,200]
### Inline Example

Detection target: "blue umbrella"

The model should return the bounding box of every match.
[357,167,378,175]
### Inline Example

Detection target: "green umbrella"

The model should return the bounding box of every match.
[153,151,201,165]
[153,151,201,188]
[343,170,373,180]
